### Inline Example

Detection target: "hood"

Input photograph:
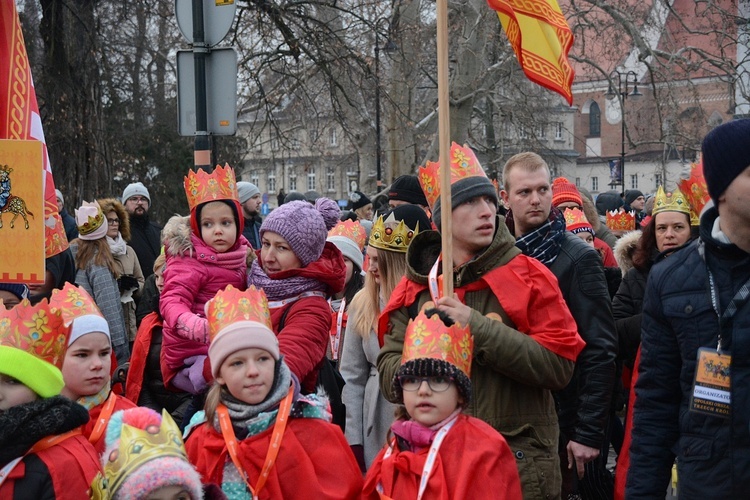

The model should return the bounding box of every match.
[613,230,641,276]
[162,215,193,257]
[97,197,130,241]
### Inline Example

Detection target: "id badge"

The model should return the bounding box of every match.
[689,347,731,417]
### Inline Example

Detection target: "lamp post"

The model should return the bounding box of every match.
[605,70,642,195]
[374,18,396,190]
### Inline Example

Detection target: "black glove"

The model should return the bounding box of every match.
[118,275,139,293]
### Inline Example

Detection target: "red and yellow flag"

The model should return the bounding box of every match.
[1,0,69,259]
[487,0,575,105]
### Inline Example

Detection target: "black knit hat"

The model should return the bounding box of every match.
[388,175,428,206]
[702,119,750,201]
[393,358,472,407]
[348,191,372,211]
[624,190,644,206]
[432,176,498,229]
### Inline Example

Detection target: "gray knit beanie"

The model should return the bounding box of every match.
[432,176,498,228]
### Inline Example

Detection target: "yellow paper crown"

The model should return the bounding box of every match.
[0,298,69,370]
[328,220,367,251]
[369,211,422,253]
[417,142,489,209]
[402,310,473,377]
[563,207,593,232]
[48,282,104,326]
[206,285,272,342]
[606,210,636,231]
[652,185,691,217]
[183,163,239,211]
[678,159,710,224]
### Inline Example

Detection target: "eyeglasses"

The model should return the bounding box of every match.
[398,375,454,392]
[107,218,120,226]
[128,196,148,204]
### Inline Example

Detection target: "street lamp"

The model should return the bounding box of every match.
[374,18,396,189]
[605,70,642,195]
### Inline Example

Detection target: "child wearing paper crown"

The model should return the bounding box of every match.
[0,298,102,498]
[183,285,363,499]
[362,308,523,499]
[51,283,137,454]
[160,165,251,395]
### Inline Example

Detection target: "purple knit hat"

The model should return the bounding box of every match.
[260,198,340,266]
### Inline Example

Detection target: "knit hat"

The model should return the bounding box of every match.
[0,299,70,398]
[624,189,644,206]
[75,201,108,241]
[551,177,583,207]
[55,188,64,207]
[304,190,322,203]
[98,407,203,500]
[237,181,260,204]
[348,191,372,211]
[206,286,279,378]
[0,283,29,301]
[284,191,307,204]
[702,119,750,201]
[595,190,624,216]
[388,175,428,206]
[260,198,340,266]
[121,182,151,204]
[327,220,367,271]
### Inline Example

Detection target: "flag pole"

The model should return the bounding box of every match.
[436,0,453,299]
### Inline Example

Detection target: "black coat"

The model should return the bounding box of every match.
[129,215,161,278]
[612,266,647,366]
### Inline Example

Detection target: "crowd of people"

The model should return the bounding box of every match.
[1,119,749,499]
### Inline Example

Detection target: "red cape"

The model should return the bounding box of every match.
[185,417,363,499]
[83,393,137,453]
[378,256,585,361]
[126,312,161,403]
[614,348,641,500]
[362,414,523,499]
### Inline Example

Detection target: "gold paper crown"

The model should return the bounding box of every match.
[328,220,367,250]
[563,207,593,232]
[369,211,422,253]
[606,210,636,231]
[417,142,489,208]
[75,201,105,236]
[677,159,710,224]
[0,298,69,370]
[206,285,272,342]
[95,409,189,498]
[49,282,104,326]
[183,163,239,211]
[402,310,474,377]
[652,185,691,217]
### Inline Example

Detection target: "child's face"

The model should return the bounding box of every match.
[0,373,38,414]
[200,201,237,253]
[217,347,276,405]
[402,376,463,427]
[61,332,111,400]
[574,231,595,248]
[144,485,192,500]
[261,232,302,274]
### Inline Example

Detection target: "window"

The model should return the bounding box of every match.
[255,138,263,152]
[307,169,316,191]
[536,124,546,138]
[630,174,638,189]
[326,166,335,191]
[268,171,276,193]
[592,177,599,191]
[251,171,260,187]
[329,128,338,147]
[589,102,601,137]
[519,126,528,139]
[655,173,662,188]
[289,172,297,191]
[555,122,563,140]
[271,130,280,151]
[291,133,300,150]
[575,177,580,187]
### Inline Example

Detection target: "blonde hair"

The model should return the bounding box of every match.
[153,252,167,274]
[203,383,223,424]
[502,152,550,192]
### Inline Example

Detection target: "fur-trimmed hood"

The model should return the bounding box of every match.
[613,230,641,276]
[162,213,255,267]
[97,197,130,241]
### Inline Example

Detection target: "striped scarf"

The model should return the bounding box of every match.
[510,207,566,266]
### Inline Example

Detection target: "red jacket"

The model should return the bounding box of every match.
[363,414,523,499]
[126,311,161,403]
[82,393,137,453]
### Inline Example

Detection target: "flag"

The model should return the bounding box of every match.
[486,0,575,105]
[1,0,69,259]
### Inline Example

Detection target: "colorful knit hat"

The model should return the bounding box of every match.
[49,283,110,346]
[93,407,203,500]
[327,220,367,271]
[0,298,70,398]
[260,198,340,266]
[75,201,108,241]
[563,207,594,236]
[551,177,583,207]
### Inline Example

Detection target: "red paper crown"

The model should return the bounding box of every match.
[0,298,70,370]
[328,220,367,251]
[48,283,104,326]
[606,210,636,231]
[677,159,710,220]
[563,207,593,233]
[206,285,272,342]
[417,142,489,209]
[183,164,239,212]
[402,310,474,377]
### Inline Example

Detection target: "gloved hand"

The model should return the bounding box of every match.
[117,275,140,293]
[172,355,209,394]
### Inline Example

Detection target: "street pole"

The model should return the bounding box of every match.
[192,0,212,170]
[607,70,641,196]
[375,39,382,189]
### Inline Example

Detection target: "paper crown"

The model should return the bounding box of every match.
[606,210,636,231]
[206,285,272,341]
[652,185,691,217]
[75,200,105,236]
[93,409,189,498]
[49,282,104,326]
[369,211,422,253]
[678,159,710,222]
[417,142,489,208]
[0,298,70,370]
[563,207,593,234]
[402,310,473,377]
[328,219,367,250]
[183,163,239,212]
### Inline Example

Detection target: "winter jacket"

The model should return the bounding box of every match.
[626,206,750,498]
[160,215,249,388]
[242,214,262,250]
[128,213,162,279]
[378,220,583,500]
[59,207,78,241]
[114,246,145,343]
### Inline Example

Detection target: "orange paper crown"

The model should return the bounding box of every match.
[0,298,70,370]
[417,142,489,209]
[48,282,104,326]
[328,220,367,251]
[183,164,239,211]
[606,210,636,231]
[206,285,272,341]
[563,207,593,233]
[677,159,710,218]
[402,310,474,377]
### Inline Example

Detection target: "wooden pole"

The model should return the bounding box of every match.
[436,0,453,298]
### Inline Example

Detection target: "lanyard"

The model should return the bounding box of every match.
[267,291,326,310]
[707,269,750,354]
[217,385,294,499]
[88,391,118,445]
[428,254,442,304]
[0,428,82,488]
[330,297,346,361]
